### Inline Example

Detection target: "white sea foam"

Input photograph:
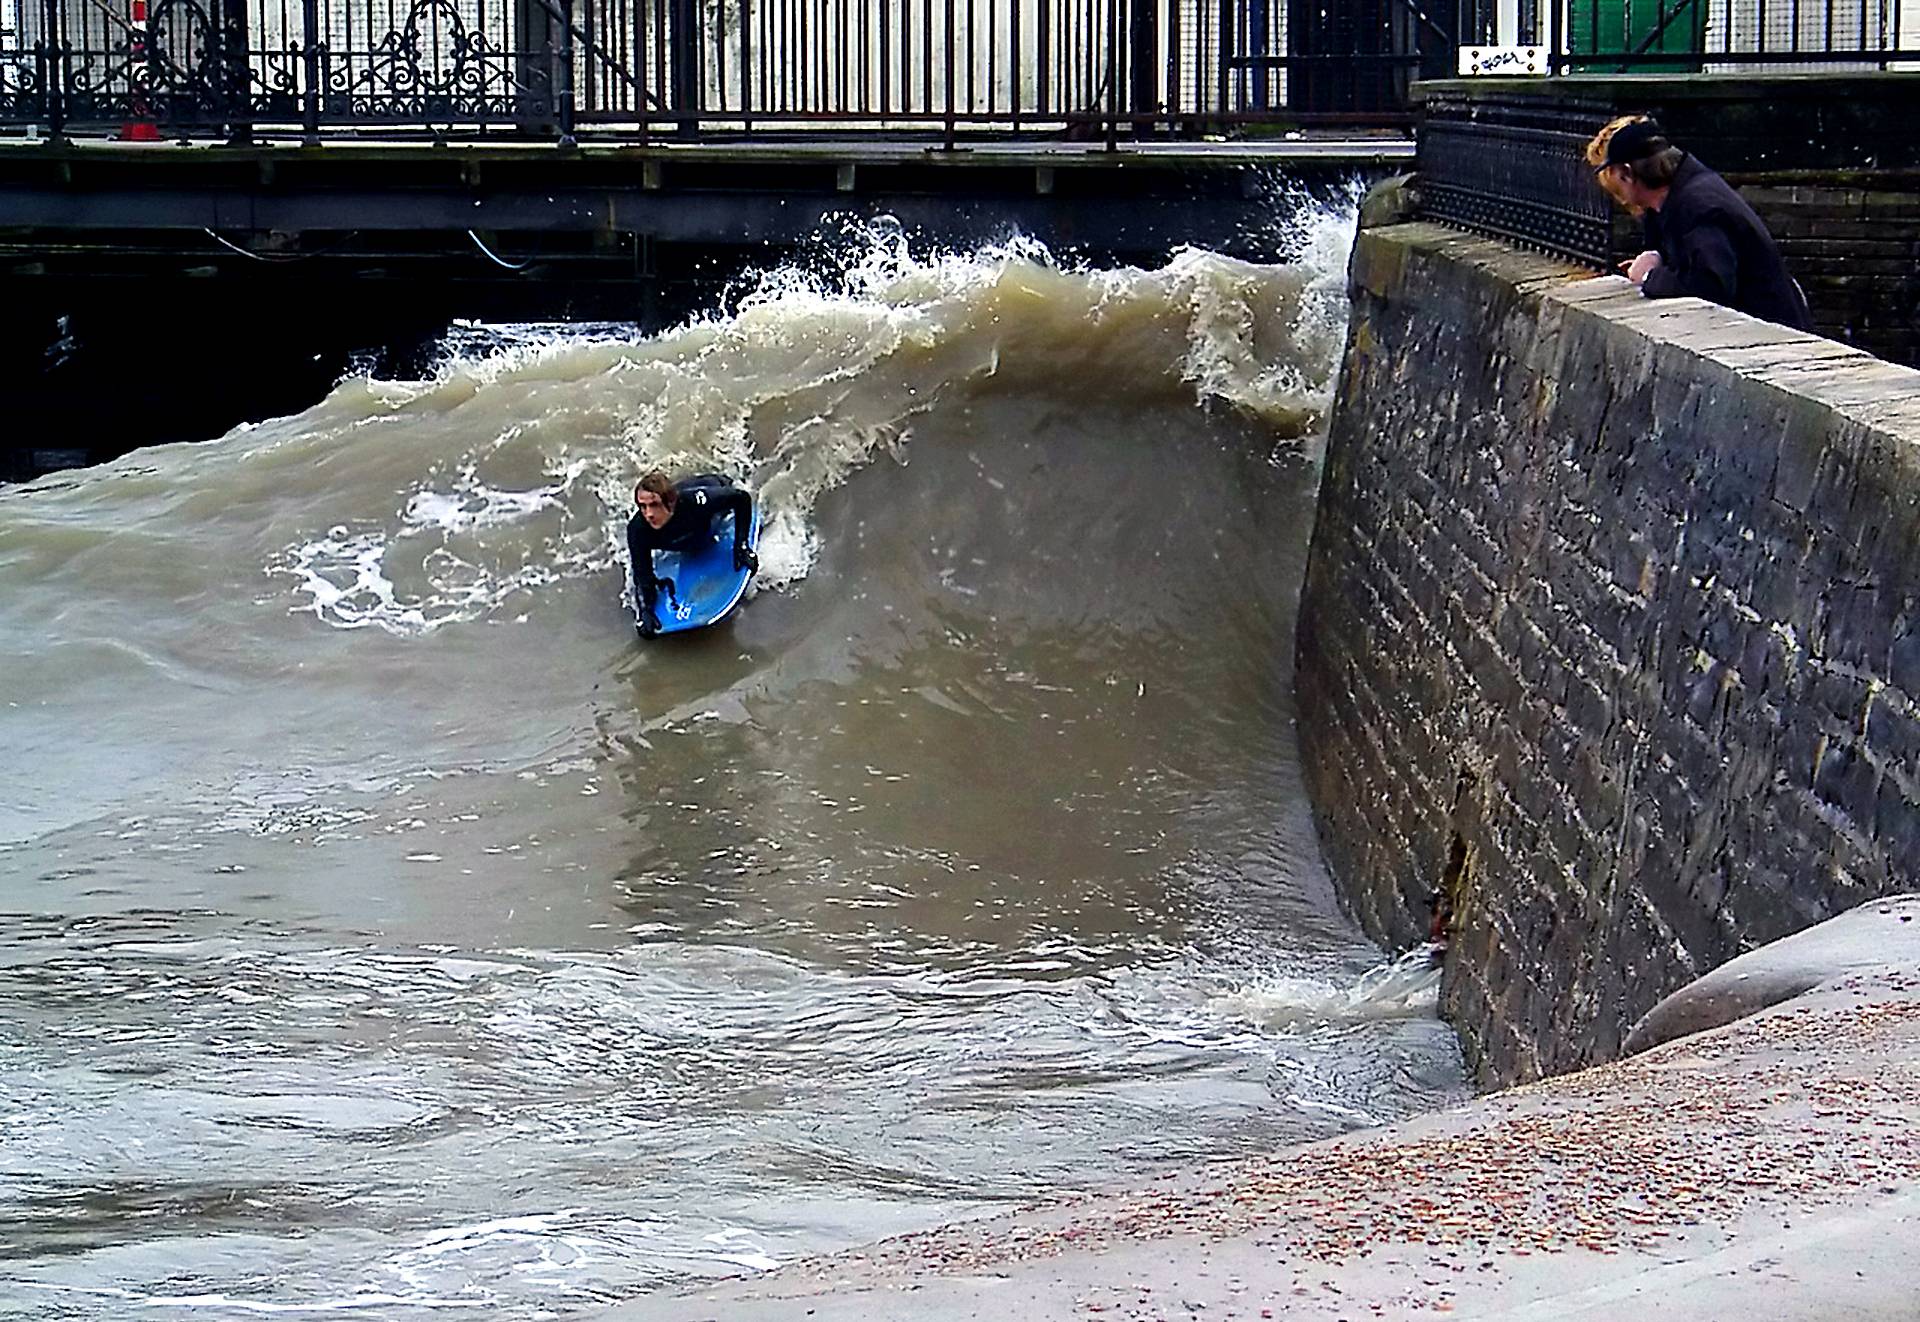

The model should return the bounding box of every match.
[1211,946,1445,1027]
[249,198,1359,635]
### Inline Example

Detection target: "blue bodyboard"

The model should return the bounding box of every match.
[642,506,760,636]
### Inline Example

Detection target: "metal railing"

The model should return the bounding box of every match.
[1559,0,1904,69]
[1461,0,1916,69]
[1417,88,1621,266]
[2,0,1913,141]
[0,0,1449,138]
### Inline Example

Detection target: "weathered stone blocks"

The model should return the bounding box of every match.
[1297,221,1920,1087]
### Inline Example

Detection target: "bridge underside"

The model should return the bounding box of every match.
[0,137,1406,284]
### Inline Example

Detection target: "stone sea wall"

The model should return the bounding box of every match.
[1295,221,1920,1086]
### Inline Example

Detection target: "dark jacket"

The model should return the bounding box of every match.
[627,474,753,619]
[1641,155,1811,332]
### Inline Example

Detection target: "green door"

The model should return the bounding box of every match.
[1567,0,1705,71]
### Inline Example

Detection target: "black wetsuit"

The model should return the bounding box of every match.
[1641,155,1811,332]
[627,474,754,628]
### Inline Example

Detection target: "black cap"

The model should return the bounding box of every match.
[1604,119,1669,167]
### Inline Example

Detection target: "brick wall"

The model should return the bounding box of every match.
[1732,174,1920,368]
[1296,221,1920,1086]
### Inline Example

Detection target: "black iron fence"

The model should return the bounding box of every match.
[0,0,1453,138]
[1417,88,1621,266]
[0,0,1912,140]
[1528,0,1912,69]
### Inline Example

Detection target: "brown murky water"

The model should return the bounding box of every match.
[0,215,1464,1318]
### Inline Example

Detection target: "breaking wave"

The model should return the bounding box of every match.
[221,204,1359,637]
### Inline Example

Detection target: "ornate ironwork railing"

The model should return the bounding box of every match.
[1416,88,1620,267]
[0,0,1452,138]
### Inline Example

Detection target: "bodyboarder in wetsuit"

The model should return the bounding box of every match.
[627,469,758,637]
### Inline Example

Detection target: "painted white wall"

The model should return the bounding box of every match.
[1497,0,1523,44]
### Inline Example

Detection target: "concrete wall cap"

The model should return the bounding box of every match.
[1625,894,1920,1055]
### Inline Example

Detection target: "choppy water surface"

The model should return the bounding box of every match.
[0,206,1465,1319]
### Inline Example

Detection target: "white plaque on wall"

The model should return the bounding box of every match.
[1457,45,1549,75]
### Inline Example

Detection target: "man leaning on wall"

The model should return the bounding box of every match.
[1586,116,1812,333]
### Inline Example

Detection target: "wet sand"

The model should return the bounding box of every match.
[601,920,1920,1320]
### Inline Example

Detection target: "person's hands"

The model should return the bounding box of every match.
[1622,250,1662,285]
[734,547,759,574]
[636,612,660,639]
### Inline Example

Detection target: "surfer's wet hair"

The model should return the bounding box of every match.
[636,470,678,510]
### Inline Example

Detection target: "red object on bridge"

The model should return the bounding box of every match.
[121,0,162,141]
